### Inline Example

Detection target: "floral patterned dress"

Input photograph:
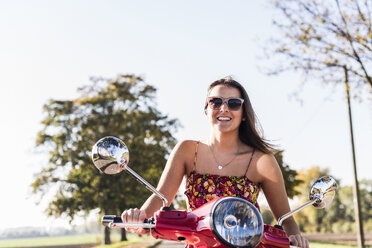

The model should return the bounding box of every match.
[182,142,260,248]
[184,170,260,211]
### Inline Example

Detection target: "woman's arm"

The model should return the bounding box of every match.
[140,140,193,216]
[121,140,194,233]
[257,153,309,248]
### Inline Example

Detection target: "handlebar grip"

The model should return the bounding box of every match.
[112,216,151,225]
[101,215,153,227]
[102,215,121,226]
[113,216,123,223]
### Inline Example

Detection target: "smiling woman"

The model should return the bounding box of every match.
[1,0,371,241]
[121,76,310,248]
[203,77,271,154]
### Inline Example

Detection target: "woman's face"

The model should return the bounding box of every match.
[206,85,243,134]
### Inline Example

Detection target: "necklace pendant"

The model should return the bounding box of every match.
[218,165,223,170]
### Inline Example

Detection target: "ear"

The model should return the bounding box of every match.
[242,117,246,121]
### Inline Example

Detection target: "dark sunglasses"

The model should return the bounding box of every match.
[207,97,244,111]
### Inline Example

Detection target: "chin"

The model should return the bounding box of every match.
[215,126,236,133]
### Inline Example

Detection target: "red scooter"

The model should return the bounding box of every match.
[92,136,337,248]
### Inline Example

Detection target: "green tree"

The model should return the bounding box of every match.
[31,74,179,244]
[265,0,372,94]
[274,150,303,198]
[293,166,333,232]
[261,206,275,226]
[359,179,372,231]
[336,179,372,232]
[295,175,372,233]
[360,179,372,222]
[334,185,355,232]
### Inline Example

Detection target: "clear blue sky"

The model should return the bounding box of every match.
[0,0,371,230]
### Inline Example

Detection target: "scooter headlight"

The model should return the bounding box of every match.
[211,197,263,248]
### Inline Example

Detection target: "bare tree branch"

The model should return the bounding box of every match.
[264,0,372,92]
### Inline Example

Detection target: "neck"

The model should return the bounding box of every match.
[209,130,240,152]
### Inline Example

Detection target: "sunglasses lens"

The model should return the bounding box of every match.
[209,98,223,109]
[228,98,243,110]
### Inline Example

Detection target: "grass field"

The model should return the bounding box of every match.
[0,234,101,247]
[0,234,370,248]
[310,242,371,248]
[0,233,151,248]
[92,237,159,248]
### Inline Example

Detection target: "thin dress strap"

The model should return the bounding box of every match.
[244,148,255,175]
[193,141,200,171]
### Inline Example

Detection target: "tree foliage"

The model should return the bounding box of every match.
[266,0,372,93]
[335,179,372,232]
[294,166,332,232]
[274,150,303,198]
[293,166,372,233]
[31,74,179,242]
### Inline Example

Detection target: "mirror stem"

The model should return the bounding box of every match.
[277,198,318,226]
[125,166,169,207]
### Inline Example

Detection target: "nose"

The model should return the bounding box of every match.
[219,101,229,112]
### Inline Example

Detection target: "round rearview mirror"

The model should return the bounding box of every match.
[91,136,129,174]
[310,176,337,209]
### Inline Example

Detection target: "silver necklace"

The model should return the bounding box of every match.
[209,144,239,170]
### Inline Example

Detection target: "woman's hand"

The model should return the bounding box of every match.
[288,234,309,248]
[121,208,149,235]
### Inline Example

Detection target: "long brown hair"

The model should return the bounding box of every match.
[204,77,273,154]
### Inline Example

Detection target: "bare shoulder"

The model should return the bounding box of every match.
[256,152,278,168]
[254,151,281,183]
[173,139,198,152]
[171,140,198,159]
[169,140,199,175]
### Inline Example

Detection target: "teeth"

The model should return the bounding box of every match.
[217,117,231,121]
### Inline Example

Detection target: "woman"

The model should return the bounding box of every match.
[121,77,309,248]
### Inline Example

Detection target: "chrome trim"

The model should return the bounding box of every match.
[126,165,169,207]
[92,136,168,207]
[277,176,337,226]
[108,222,156,229]
[277,198,318,226]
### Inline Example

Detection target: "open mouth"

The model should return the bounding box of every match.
[217,117,232,121]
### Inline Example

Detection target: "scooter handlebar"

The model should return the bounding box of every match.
[101,215,155,229]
